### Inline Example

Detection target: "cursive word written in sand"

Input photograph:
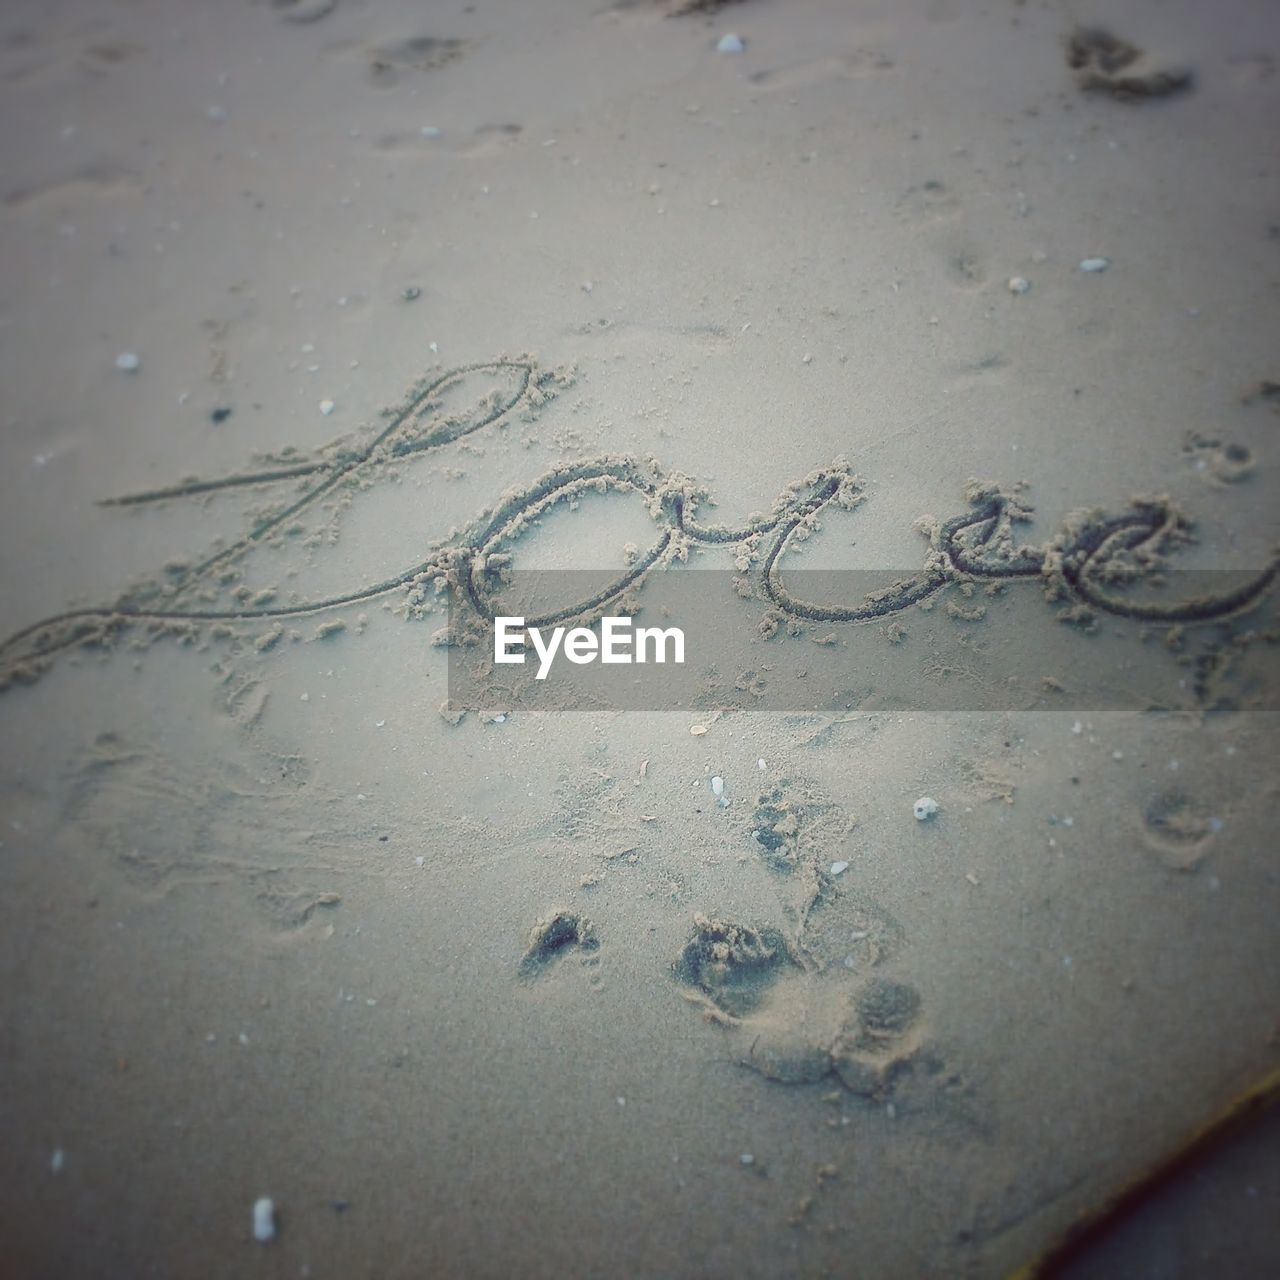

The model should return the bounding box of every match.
[494,616,685,680]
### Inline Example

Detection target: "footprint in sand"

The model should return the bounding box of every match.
[943,247,990,292]
[671,904,940,1101]
[1182,431,1255,486]
[518,911,600,979]
[364,35,469,87]
[673,914,798,1018]
[1142,789,1221,871]
[894,179,962,227]
[1064,26,1193,101]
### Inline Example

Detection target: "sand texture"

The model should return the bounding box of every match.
[1,1,1278,1276]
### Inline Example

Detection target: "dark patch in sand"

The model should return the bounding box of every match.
[1064,27,1193,101]
[368,35,467,86]
[674,914,794,1017]
[832,978,929,1098]
[1142,790,1217,870]
[519,911,599,978]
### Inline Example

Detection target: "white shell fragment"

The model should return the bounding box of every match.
[252,1197,276,1243]
[717,34,745,54]
[913,796,939,821]
[319,399,335,416]
[1007,276,1030,294]
[1079,257,1111,273]
[710,775,729,808]
[830,860,849,876]
[115,352,140,373]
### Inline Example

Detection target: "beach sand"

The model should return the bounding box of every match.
[1,1,1278,1276]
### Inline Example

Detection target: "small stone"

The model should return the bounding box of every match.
[1007,276,1030,294]
[1079,257,1111,273]
[252,1197,276,1243]
[717,34,745,54]
[739,1152,755,1165]
[420,126,441,139]
[913,796,939,821]
[710,776,724,798]
[402,285,421,301]
[830,860,849,876]
[51,1149,64,1174]
[115,352,141,373]
[319,399,335,416]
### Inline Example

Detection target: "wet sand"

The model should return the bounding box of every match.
[1,1,1278,1276]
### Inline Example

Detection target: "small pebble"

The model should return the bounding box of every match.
[51,1148,64,1174]
[319,399,335,416]
[739,1152,755,1165]
[757,758,767,770]
[830,860,849,876]
[252,1197,276,1243]
[1079,257,1111,273]
[1007,276,1030,295]
[115,352,141,373]
[402,285,421,301]
[913,796,939,821]
[710,776,724,798]
[717,34,745,54]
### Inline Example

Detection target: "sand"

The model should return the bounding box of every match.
[1,0,1278,1276]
